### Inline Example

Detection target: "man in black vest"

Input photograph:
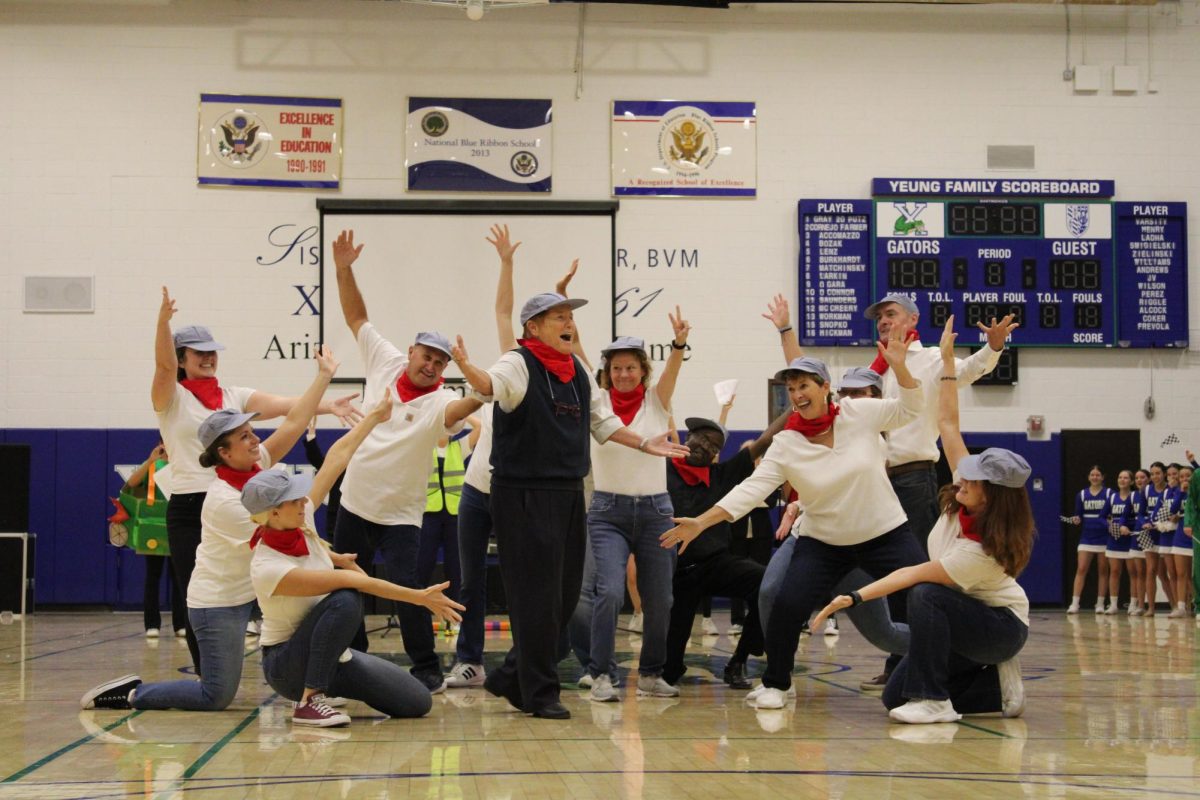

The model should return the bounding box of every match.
[661,415,787,689]
[454,292,687,719]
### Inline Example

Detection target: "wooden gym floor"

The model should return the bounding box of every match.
[0,609,1196,799]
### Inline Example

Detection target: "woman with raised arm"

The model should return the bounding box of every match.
[82,347,342,713]
[242,396,464,727]
[1138,461,1174,616]
[662,325,927,711]
[151,287,359,668]
[809,317,1033,725]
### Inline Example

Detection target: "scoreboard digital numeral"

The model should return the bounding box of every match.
[1049,259,1101,290]
[887,257,940,289]
[929,302,952,328]
[1074,302,1104,329]
[984,261,1005,287]
[948,203,1040,237]
[966,302,1025,328]
[1039,304,1061,329]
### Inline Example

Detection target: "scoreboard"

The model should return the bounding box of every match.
[798,179,1188,348]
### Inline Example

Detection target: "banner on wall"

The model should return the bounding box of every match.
[611,101,756,197]
[406,97,552,192]
[197,94,343,189]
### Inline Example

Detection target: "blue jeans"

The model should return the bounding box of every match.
[567,535,619,681]
[262,589,432,718]
[454,483,492,666]
[762,524,925,690]
[131,601,254,711]
[586,492,676,678]
[883,583,1027,712]
[334,509,439,678]
[759,537,910,655]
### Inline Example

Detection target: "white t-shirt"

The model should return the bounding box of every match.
[463,403,494,494]
[927,511,1030,626]
[339,323,464,527]
[485,350,623,444]
[881,342,1001,466]
[717,386,923,546]
[156,383,256,495]
[590,386,671,496]
[251,507,334,647]
[188,445,274,608]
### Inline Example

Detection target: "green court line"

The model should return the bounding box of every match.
[181,695,277,781]
[957,719,1013,738]
[2,710,144,783]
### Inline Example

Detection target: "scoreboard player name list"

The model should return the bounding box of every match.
[805,214,869,339]
[1128,216,1175,332]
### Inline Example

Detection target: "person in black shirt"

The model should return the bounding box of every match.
[662,415,787,689]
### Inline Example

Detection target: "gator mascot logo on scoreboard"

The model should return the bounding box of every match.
[892,202,930,236]
[657,108,719,174]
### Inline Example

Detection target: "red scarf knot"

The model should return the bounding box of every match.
[957,508,981,542]
[672,458,711,487]
[395,370,443,404]
[215,463,262,491]
[784,403,841,439]
[609,385,645,426]
[249,526,310,557]
[180,377,223,411]
[868,330,921,375]
[518,338,576,383]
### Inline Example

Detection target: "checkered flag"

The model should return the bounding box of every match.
[1154,495,1175,532]
[1161,433,1181,448]
[1108,515,1125,540]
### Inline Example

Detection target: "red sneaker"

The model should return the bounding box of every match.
[292,693,350,727]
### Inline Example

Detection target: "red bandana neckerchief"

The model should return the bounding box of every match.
[249,526,309,557]
[957,508,982,542]
[671,458,710,487]
[784,403,841,439]
[610,385,645,426]
[518,338,576,383]
[180,377,223,411]
[215,463,262,492]
[868,330,921,375]
[395,370,443,403]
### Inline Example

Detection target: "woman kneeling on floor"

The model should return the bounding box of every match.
[811,317,1034,725]
[243,396,464,727]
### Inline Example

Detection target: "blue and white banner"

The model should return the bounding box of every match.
[406,97,552,192]
[611,101,756,197]
[872,177,1115,198]
[197,94,342,189]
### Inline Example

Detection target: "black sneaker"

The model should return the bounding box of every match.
[414,671,447,695]
[723,661,753,690]
[81,675,142,710]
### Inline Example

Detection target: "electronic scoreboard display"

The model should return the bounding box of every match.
[798,179,1188,349]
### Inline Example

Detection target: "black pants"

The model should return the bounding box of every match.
[166,491,205,672]
[729,512,774,624]
[664,552,765,685]
[486,484,586,713]
[143,554,186,632]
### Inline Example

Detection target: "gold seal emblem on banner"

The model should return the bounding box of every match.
[657,108,719,174]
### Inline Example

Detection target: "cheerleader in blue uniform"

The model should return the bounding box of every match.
[1138,462,1174,616]
[1166,466,1193,617]
[1126,469,1149,615]
[1103,470,1137,615]
[1067,466,1111,614]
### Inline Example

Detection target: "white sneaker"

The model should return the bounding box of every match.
[1168,605,1188,619]
[1127,603,1140,616]
[246,619,260,636]
[823,617,839,637]
[1103,603,1118,616]
[578,674,594,689]
[888,699,961,724]
[753,687,788,710]
[996,658,1024,718]
[728,623,744,636]
[1093,604,1105,614]
[445,662,486,688]
[174,628,187,638]
[701,617,719,636]
[144,628,160,639]
[746,683,795,704]
[589,674,620,703]
[1066,604,1080,615]
[636,675,680,698]
[627,612,644,633]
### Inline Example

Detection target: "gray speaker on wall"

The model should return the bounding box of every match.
[987,145,1035,171]
[23,276,94,313]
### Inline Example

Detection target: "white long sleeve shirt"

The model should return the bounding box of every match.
[717,385,924,546]
[881,342,1001,466]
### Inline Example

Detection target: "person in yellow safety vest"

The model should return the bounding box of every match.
[418,421,480,633]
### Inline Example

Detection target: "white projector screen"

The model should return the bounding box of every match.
[318,200,617,385]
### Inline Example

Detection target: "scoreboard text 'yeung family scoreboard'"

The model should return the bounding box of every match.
[798,178,1187,349]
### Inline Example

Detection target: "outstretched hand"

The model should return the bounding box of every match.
[314,344,340,378]
[421,581,466,623]
[877,324,910,371]
[762,294,790,329]
[367,394,393,425]
[486,224,521,262]
[938,315,958,363]
[556,259,579,297]
[642,431,690,459]
[159,286,177,322]
[660,518,704,554]
[329,393,363,427]
[979,313,1019,351]
[332,229,363,270]
[810,595,854,632]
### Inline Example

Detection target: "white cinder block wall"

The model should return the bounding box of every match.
[2,0,1199,463]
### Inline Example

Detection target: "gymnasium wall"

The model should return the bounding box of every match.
[1,0,1197,605]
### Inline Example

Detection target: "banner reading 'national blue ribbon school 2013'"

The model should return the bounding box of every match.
[406,97,552,193]
[612,101,756,197]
